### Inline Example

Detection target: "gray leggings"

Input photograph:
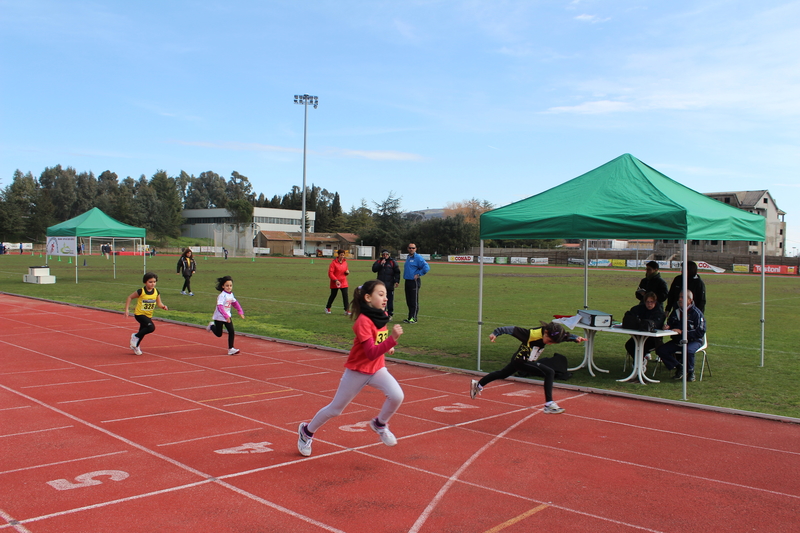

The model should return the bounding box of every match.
[308,367,404,433]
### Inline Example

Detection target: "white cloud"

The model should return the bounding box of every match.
[574,14,611,23]
[544,100,633,114]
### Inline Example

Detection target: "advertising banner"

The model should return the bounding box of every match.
[46,236,77,257]
[732,264,750,273]
[479,256,495,263]
[753,264,797,275]
[531,257,549,265]
[612,259,626,267]
[589,259,612,267]
[510,257,529,265]
[448,255,474,263]
[495,257,508,264]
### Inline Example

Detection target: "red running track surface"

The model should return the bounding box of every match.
[1,294,799,532]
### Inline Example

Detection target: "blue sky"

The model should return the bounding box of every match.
[2,1,798,254]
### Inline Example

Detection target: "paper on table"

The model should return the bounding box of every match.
[553,314,582,330]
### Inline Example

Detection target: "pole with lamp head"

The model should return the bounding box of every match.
[293,94,319,257]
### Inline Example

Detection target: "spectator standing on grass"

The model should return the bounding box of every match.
[298,280,404,457]
[655,290,706,382]
[666,261,706,314]
[206,275,245,355]
[372,249,400,319]
[402,243,429,324]
[325,250,350,315]
[470,321,586,414]
[124,272,168,356]
[176,248,197,296]
[635,260,668,309]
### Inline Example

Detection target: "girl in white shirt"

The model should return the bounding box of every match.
[206,275,245,355]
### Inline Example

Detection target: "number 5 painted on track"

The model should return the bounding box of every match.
[47,470,129,491]
[433,402,479,413]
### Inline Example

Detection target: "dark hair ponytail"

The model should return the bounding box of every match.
[349,280,385,320]
[215,275,233,292]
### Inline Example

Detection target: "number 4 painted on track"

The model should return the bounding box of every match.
[214,442,273,454]
[47,470,129,491]
[339,421,371,432]
[434,402,479,413]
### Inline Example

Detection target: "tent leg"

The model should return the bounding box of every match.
[583,240,588,309]
[760,242,765,367]
[477,240,485,371]
[681,242,688,401]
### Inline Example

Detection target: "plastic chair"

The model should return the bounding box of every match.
[652,334,710,380]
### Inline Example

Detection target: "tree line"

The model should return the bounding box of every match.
[0,166,559,254]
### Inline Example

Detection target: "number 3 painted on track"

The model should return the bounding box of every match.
[47,470,129,491]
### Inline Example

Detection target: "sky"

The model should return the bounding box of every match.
[1,1,798,254]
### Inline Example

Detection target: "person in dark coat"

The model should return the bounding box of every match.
[623,291,666,370]
[666,261,706,314]
[372,250,401,318]
[655,290,706,382]
[635,260,668,309]
[176,248,197,295]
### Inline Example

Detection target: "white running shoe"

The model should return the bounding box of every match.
[369,418,397,446]
[543,402,565,414]
[133,345,143,356]
[207,321,215,333]
[180,291,186,295]
[470,379,482,400]
[129,333,138,350]
[228,348,240,355]
[189,292,194,296]
[325,308,331,314]
[297,423,313,456]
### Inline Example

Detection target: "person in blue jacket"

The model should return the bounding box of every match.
[402,243,429,324]
[655,290,706,382]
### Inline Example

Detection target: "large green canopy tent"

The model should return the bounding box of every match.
[46,207,147,282]
[477,154,767,398]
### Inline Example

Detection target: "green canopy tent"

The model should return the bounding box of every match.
[46,207,148,283]
[478,154,767,398]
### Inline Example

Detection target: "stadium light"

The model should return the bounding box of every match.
[293,94,319,256]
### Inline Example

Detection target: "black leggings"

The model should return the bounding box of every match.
[133,314,155,346]
[211,320,235,349]
[326,288,349,311]
[181,275,192,293]
[478,357,556,403]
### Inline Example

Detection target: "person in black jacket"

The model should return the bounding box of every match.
[666,261,706,314]
[469,322,586,414]
[635,261,668,309]
[623,291,666,370]
[176,248,197,296]
[372,250,401,318]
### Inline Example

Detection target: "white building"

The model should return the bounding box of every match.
[181,207,316,239]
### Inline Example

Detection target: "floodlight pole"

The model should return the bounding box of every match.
[294,94,319,256]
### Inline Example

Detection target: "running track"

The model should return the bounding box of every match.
[1,294,798,532]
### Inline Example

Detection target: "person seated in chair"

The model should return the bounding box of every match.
[624,291,666,371]
[655,290,706,382]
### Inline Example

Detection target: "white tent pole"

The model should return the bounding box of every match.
[113,238,116,279]
[143,238,147,274]
[681,241,688,401]
[583,239,588,309]
[477,239,485,371]
[760,241,766,367]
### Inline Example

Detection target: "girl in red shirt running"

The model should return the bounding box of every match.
[298,280,404,456]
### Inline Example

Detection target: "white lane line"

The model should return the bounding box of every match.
[101,408,203,423]
[130,370,206,378]
[172,380,251,391]
[157,428,265,447]
[1,426,73,439]
[21,379,111,388]
[0,451,128,476]
[57,392,152,404]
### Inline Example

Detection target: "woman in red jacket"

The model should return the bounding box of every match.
[325,250,350,314]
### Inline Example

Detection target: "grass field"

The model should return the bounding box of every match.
[2,252,799,418]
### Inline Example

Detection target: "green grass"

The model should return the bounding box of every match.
[3,252,799,418]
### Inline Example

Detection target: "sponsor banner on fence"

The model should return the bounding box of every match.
[400,253,432,261]
[254,247,271,255]
[568,258,584,265]
[612,259,626,267]
[510,257,529,264]
[589,259,612,267]
[753,264,797,275]
[46,237,77,256]
[531,257,549,265]
[495,257,508,264]
[448,255,474,262]
[732,264,750,273]
[479,256,495,263]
